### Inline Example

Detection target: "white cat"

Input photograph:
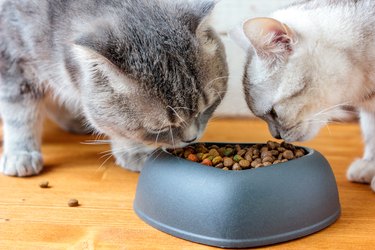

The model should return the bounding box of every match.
[231,0,375,192]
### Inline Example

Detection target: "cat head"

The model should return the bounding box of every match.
[231,16,361,142]
[72,0,227,148]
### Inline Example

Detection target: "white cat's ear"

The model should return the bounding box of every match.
[243,17,296,62]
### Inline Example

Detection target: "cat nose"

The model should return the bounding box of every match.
[182,137,197,143]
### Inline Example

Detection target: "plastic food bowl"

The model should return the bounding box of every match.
[134,143,341,248]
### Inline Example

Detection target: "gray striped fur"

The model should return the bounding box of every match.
[0,0,228,175]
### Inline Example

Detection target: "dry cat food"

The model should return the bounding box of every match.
[39,181,50,188]
[169,141,306,170]
[68,198,79,207]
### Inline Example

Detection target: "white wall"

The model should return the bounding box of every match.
[211,0,295,117]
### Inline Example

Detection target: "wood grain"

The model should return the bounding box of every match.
[0,118,374,250]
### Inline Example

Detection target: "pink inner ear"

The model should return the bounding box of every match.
[243,17,294,45]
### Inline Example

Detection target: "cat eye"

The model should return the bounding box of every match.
[148,126,170,134]
[270,108,278,119]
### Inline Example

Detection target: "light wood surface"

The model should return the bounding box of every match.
[0,118,374,250]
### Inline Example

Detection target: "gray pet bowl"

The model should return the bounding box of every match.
[134,143,341,248]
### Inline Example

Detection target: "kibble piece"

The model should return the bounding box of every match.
[270,150,279,156]
[223,148,234,157]
[278,153,283,160]
[202,159,213,166]
[267,141,279,150]
[273,160,281,165]
[239,160,251,169]
[260,146,269,153]
[255,163,263,168]
[235,144,242,153]
[232,163,242,171]
[218,147,226,156]
[223,157,234,168]
[202,153,210,160]
[252,149,260,156]
[196,145,208,153]
[184,148,194,158]
[244,153,253,161]
[277,147,286,153]
[209,149,220,157]
[233,154,244,162]
[263,162,272,166]
[222,167,229,171]
[187,154,199,162]
[210,145,220,150]
[68,199,79,207]
[39,181,49,189]
[237,149,247,157]
[212,156,223,165]
[196,153,204,161]
[283,150,295,160]
[295,149,305,158]
[281,141,296,151]
[251,158,262,168]
[261,151,273,159]
[262,156,274,163]
[215,163,224,169]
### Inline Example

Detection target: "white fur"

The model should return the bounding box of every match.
[233,0,375,192]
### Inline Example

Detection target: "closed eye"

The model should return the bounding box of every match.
[147,126,170,134]
[269,107,278,119]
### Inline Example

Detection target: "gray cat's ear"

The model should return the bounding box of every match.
[243,17,296,62]
[183,0,218,33]
[72,43,137,93]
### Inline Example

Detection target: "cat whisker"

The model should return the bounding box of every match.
[169,125,176,151]
[311,102,351,118]
[150,150,164,164]
[212,89,225,103]
[154,120,167,147]
[167,105,188,127]
[97,153,114,171]
[99,145,146,160]
[81,140,111,145]
[325,124,333,136]
[122,148,158,169]
[206,76,230,88]
[173,107,196,112]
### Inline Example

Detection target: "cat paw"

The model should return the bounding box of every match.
[113,150,151,172]
[0,151,43,177]
[347,158,375,184]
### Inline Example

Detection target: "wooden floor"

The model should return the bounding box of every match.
[0,118,374,250]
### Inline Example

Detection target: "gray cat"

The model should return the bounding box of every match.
[0,0,228,176]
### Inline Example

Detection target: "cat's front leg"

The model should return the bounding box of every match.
[111,138,155,172]
[0,75,44,176]
[347,110,375,192]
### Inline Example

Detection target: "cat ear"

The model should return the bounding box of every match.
[243,17,296,62]
[72,43,137,93]
[183,0,218,33]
